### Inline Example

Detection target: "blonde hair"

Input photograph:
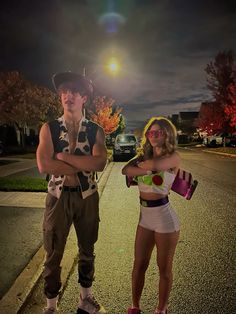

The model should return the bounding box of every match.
[137,116,177,160]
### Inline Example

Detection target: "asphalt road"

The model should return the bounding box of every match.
[2,149,236,313]
[0,206,43,298]
[179,147,236,194]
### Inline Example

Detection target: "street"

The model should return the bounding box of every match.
[0,205,43,299]
[18,148,236,314]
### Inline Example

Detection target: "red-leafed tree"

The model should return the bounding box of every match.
[88,96,122,134]
[197,101,226,135]
[197,50,236,135]
[0,71,61,148]
[224,82,236,129]
[205,50,235,105]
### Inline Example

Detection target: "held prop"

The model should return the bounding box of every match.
[126,169,198,200]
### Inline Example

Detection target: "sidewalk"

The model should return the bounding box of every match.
[0,157,38,177]
[0,157,45,208]
[0,158,113,314]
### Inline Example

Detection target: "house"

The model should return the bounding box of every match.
[177,112,199,134]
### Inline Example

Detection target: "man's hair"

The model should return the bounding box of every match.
[52,72,93,98]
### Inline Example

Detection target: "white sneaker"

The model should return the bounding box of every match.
[77,294,106,314]
[43,307,58,314]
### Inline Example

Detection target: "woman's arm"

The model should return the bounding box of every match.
[137,152,181,173]
[122,156,149,177]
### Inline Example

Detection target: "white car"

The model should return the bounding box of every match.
[113,134,138,161]
[203,134,223,147]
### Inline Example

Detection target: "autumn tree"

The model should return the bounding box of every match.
[224,82,236,130]
[205,50,235,105]
[88,96,122,134]
[110,114,126,138]
[197,101,226,135]
[197,50,236,135]
[0,71,61,148]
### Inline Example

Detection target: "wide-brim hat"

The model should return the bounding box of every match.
[52,71,93,95]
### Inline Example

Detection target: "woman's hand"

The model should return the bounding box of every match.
[122,157,150,176]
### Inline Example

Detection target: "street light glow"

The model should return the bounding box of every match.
[110,62,118,71]
[107,57,120,75]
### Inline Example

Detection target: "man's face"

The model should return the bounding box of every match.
[58,81,87,111]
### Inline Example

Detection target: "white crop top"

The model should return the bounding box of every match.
[136,171,176,195]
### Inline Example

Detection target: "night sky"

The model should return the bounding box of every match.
[1,0,236,130]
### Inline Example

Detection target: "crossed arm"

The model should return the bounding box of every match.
[56,127,107,172]
[36,123,107,175]
[122,152,181,177]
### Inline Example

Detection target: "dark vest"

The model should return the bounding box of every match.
[48,115,98,199]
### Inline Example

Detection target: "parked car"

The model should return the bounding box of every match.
[113,134,137,161]
[0,141,5,155]
[203,134,224,147]
[227,138,236,147]
[177,134,190,144]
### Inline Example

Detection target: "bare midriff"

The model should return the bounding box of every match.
[139,191,168,200]
[64,121,80,187]
[64,174,80,186]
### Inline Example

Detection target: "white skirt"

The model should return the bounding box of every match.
[139,202,180,233]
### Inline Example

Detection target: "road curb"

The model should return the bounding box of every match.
[202,149,236,157]
[0,247,45,314]
[0,160,113,314]
[178,146,236,158]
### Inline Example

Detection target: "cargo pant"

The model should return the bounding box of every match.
[42,188,100,299]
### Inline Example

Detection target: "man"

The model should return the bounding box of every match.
[37,71,107,314]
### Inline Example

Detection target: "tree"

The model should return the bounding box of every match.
[197,101,225,135]
[205,50,235,105]
[0,71,61,148]
[111,114,126,138]
[198,51,236,136]
[88,96,122,134]
[224,82,236,130]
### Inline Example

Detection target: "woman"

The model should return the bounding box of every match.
[122,117,181,314]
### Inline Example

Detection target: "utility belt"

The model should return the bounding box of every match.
[140,196,169,207]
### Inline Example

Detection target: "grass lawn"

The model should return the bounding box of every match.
[0,177,47,192]
[0,149,113,192]
[107,148,113,160]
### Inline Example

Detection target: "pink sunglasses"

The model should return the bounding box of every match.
[146,130,165,138]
